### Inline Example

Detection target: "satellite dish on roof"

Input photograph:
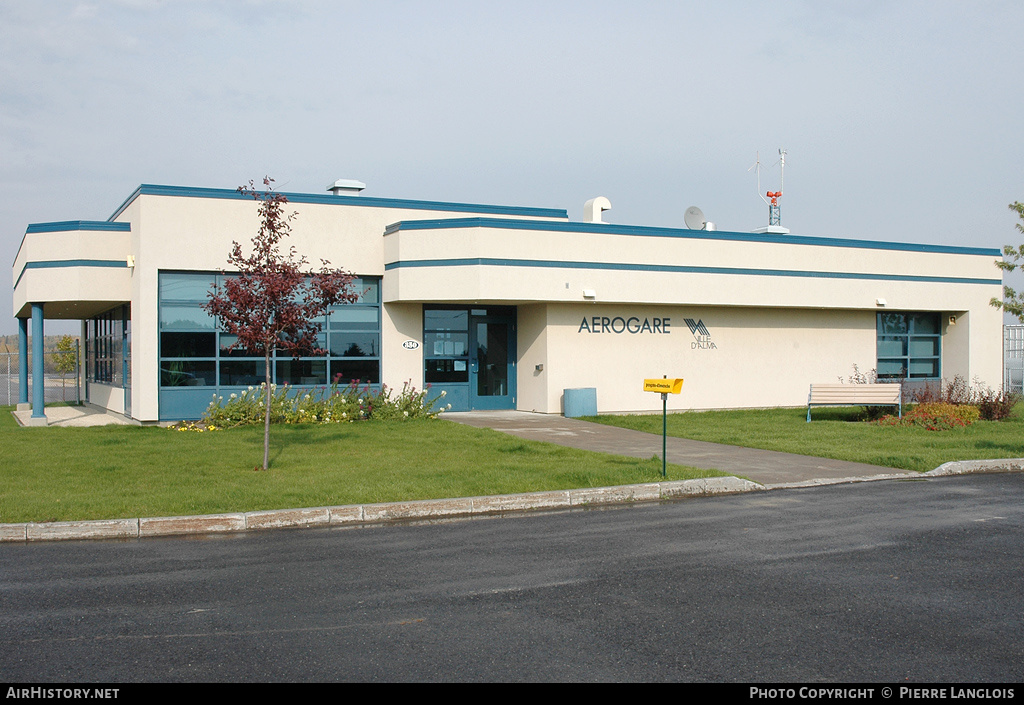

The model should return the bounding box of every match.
[684,206,706,230]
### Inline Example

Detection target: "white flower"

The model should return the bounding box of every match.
[230,393,237,399]
[440,390,447,397]
[403,411,409,417]
[446,403,452,410]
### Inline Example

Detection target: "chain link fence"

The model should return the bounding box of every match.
[2,350,81,406]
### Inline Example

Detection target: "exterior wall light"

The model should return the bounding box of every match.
[875,298,886,307]
[583,289,597,299]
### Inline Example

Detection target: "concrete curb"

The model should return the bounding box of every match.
[925,457,1024,476]
[763,472,916,490]
[0,476,762,543]
[1,464,1019,544]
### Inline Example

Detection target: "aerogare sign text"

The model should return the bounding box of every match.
[578,316,671,334]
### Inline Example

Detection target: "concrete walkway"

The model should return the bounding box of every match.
[444,410,913,487]
[11,404,138,427]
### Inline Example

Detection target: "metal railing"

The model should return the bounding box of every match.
[2,351,81,406]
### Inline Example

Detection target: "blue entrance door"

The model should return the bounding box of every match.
[423,306,516,411]
[469,314,515,410]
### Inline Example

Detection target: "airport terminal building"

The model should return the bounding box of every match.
[12,182,1004,422]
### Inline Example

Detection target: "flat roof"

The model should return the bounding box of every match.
[108,184,569,221]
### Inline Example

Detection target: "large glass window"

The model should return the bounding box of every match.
[328,295,380,384]
[86,305,129,386]
[877,312,941,380]
[158,272,381,410]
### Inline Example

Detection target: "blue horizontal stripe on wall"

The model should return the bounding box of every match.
[15,259,128,289]
[384,218,1001,257]
[383,257,1002,286]
[108,184,568,221]
[26,221,132,234]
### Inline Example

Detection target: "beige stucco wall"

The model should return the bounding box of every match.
[383,223,999,313]
[13,229,133,319]
[381,303,424,393]
[531,304,874,412]
[519,302,1003,414]
[516,305,550,412]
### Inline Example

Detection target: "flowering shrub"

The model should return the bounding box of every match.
[171,420,220,432]
[846,367,1020,424]
[878,402,979,431]
[911,375,1020,421]
[175,378,451,431]
[973,386,1019,421]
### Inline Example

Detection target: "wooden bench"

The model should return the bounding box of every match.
[806,383,902,422]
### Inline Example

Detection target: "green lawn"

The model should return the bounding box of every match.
[0,407,721,524]
[583,405,1024,472]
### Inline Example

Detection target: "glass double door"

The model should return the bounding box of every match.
[424,306,516,411]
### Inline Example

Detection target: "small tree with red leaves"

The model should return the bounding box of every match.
[203,177,357,470]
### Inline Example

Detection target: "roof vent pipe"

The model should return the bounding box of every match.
[583,197,611,223]
[327,179,366,196]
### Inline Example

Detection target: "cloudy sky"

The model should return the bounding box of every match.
[2,1,1022,334]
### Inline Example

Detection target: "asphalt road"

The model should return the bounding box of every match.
[2,474,1023,683]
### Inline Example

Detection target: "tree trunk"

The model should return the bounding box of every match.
[263,349,272,470]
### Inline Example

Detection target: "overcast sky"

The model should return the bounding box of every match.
[2,0,1022,335]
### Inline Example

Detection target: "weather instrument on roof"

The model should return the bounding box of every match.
[749,148,788,231]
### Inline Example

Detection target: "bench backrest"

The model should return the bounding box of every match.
[808,383,902,405]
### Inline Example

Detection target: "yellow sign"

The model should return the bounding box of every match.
[643,378,684,394]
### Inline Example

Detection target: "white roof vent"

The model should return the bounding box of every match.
[327,179,366,196]
[583,196,611,223]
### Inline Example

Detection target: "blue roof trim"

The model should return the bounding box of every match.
[108,184,568,221]
[383,257,1002,287]
[15,259,128,290]
[384,218,1001,257]
[26,221,132,234]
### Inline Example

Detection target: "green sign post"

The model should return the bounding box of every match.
[643,376,684,477]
